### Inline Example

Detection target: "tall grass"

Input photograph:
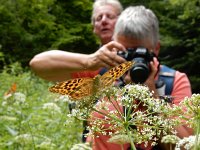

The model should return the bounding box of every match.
[0,63,82,149]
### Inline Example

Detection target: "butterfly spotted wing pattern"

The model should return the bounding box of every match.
[49,61,134,100]
[100,61,134,88]
[49,78,94,100]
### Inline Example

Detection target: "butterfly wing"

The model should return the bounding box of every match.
[49,78,94,100]
[69,79,95,100]
[49,61,134,100]
[4,83,17,96]
[100,61,134,87]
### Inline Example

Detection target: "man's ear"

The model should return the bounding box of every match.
[154,41,160,56]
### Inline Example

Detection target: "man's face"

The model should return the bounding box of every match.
[114,35,157,84]
[93,5,119,44]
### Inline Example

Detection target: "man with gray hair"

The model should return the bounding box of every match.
[89,5,193,150]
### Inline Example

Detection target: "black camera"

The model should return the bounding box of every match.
[118,47,155,83]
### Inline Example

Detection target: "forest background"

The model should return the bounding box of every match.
[0,0,199,93]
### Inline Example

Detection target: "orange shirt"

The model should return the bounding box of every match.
[71,68,192,150]
[71,69,100,79]
[171,71,192,105]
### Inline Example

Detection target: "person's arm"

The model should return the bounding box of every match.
[29,50,91,81]
[29,41,126,81]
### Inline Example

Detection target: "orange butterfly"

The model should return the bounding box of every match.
[4,83,17,96]
[49,61,134,101]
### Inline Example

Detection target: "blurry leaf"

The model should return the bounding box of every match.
[5,125,18,136]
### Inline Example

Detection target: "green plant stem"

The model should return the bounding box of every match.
[107,97,124,119]
[91,107,122,123]
[125,126,136,150]
[194,118,200,150]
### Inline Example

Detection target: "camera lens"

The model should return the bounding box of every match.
[130,58,150,83]
[117,47,154,84]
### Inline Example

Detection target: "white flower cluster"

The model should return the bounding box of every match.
[181,94,200,127]
[175,134,200,150]
[42,102,61,114]
[15,134,56,149]
[36,138,56,149]
[178,94,200,149]
[161,135,180,144]
[2,92,26,106]
[54,95,70,103]
[72,84,181,148]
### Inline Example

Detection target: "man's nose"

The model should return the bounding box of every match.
[101,15,109,22]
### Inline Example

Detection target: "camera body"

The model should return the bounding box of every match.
[118,47,155,83]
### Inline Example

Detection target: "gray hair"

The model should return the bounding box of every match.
[92,0,123,24]
[114,6,159,48]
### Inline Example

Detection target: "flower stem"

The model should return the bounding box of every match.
[194,118,200,150]
[125,126,136,150]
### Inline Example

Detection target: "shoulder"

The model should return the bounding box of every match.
[159,65,192,104]
[159,65,189,82]
[173,70,192,104]
[174,70,191,85]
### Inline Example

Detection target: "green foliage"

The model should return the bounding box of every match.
[0,0,55,66]
[49,0,98,53]
[153,0,200,93]
[0,63,82,149]
[0,0,199,92]
[0,0,98,67]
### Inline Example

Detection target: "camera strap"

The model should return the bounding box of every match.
[158,65,176,95]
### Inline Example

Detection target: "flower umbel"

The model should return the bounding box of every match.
[179,94,200,150]
[70,84,181,149]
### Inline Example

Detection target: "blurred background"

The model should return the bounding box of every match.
[0,0,199,92]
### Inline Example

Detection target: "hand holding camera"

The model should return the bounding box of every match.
[118,47,159,83]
